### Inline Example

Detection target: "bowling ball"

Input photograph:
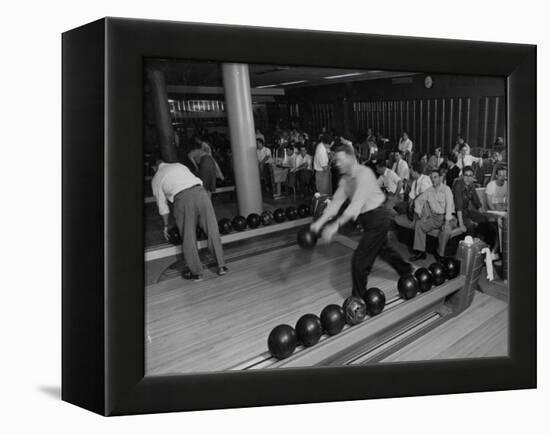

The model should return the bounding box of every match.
[295,314,322,347]
[296,227,317,250]
[285,207,298,220]
[166,226,182,245]
[260,211,274,226]
[398,274,419,300]
[342,296,367,325]
[363,288,386,316]
[320,304,346,336]
[429,262,446,285]
[297,204,311,218]
[246,213,261,229]
[273,208,286,223]
[442,257,460,279]
[414,267,433,293]
[232,216,247,232]
[267,324,297,360]
[218,218,232,235]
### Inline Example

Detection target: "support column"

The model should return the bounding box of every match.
[221,63,263,216]
[146,68,178,162]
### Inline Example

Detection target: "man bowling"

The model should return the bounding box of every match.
[310,143,413,299]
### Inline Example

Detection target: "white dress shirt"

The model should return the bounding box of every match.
[392,159,410,181]
[457,154,482,170]
[398,138,413,153]
[294,153,313,172]
[257,146,273,164]
[323,165,385,221]
[313,143,329,171]
[151,162,203,216]
[377,168,402,194]
[409,174,433,200]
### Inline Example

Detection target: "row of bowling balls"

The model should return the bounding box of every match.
[165,204,312,245]
[268,289,386,360]
[397,258,461,300]
[218,204,311,235]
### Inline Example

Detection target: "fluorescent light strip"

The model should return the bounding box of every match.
[324,72,365,79]
[255,84,279,88]
[279,80,308,86]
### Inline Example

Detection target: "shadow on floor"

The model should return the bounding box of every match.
[38,385,61,400]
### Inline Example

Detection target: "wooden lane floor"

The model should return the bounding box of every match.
[378,291,508,362]
[145,238,404,375]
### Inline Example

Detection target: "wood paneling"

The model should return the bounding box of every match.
[351,94,505,154]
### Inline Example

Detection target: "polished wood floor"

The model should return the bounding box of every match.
[145,233,508,375]
[381,291,507,362]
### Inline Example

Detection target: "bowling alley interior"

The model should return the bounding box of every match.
[144,58,509,375]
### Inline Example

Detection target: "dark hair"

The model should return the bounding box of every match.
[462,165,474,175]
[375,160,387,169]
[448,153,458,163]
[256,137,265,145]
[496,166,507,174]
[411,161,423,174]
[429,169,440,176]
[439,162,449,170]
[331,142,355,156]
[319,134,334,145]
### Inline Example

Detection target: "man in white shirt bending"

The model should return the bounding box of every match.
[310,143,412,299]
[152,160,226,281]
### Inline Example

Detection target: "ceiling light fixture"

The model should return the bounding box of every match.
[323,72,365,79]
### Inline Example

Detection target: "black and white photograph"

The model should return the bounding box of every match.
[143,59,509,375]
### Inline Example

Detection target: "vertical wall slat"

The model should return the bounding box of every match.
[493,97,500,148]
[441,98,446,149]
[449,98,454,152]
[483,96,489,147]
[466,98,471,142]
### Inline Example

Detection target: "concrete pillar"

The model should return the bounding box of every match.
[146,68,178,162]
[221,63,263,215]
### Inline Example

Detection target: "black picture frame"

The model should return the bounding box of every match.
[62,17,536,416]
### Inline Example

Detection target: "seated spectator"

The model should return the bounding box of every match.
[407,161,433,215]
[427,155,439,172]
[394,160,432,217]
[409,169,455,261]
[376,160,403,213]
[485,166,508,211]
[453,136,471,155]
[456,144,482,172]
[419,153,429,174]
[433,147,444,168]
[477,152,495,186]
[392,151,410,182]
[452,166,488,233]
[446,153,460,187]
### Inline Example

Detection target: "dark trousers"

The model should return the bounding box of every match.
[351,207,412,298]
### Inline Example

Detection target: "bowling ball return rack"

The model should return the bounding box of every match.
[229,237,486,370]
